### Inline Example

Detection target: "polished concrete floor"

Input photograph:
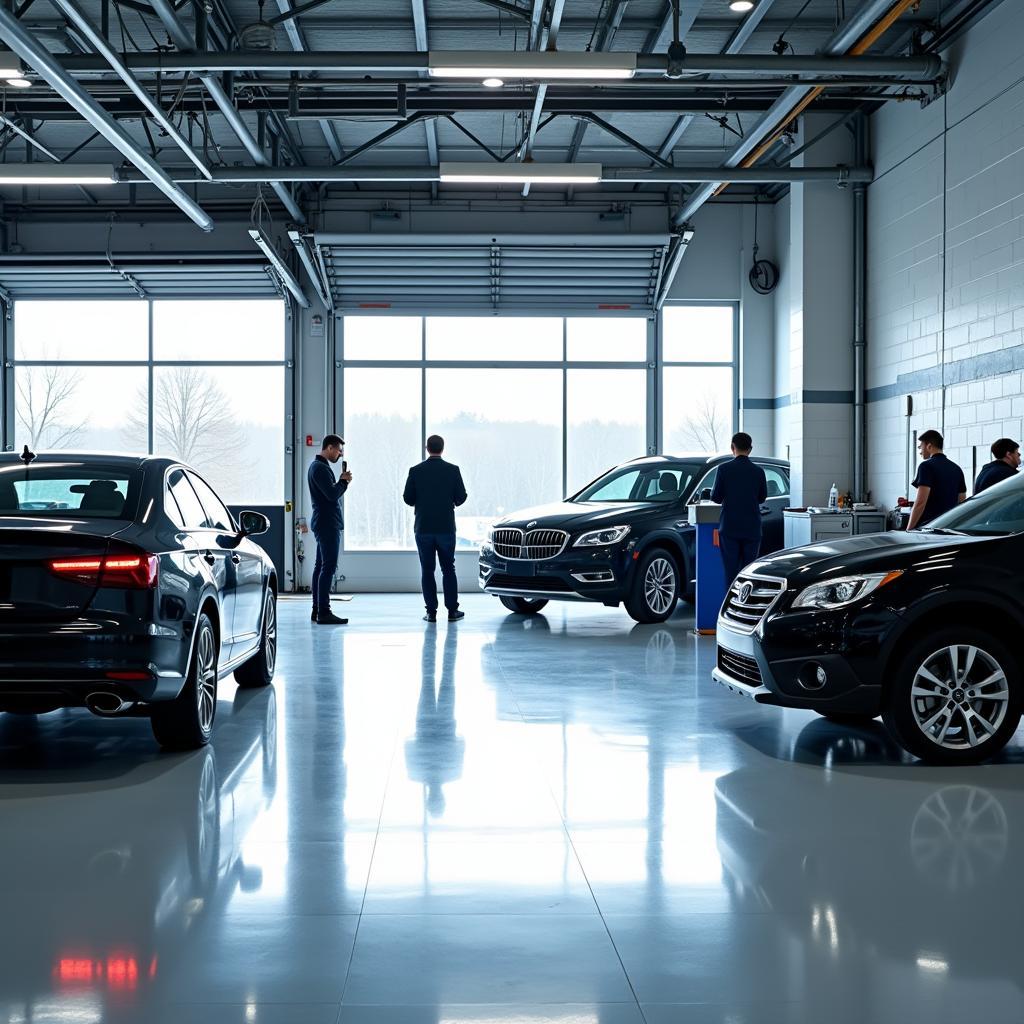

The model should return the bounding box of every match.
[1,594,1023,1024]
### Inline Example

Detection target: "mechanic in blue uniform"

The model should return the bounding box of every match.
[711,432,768,587]
[974,437,1020,494]
[908,429,966,530]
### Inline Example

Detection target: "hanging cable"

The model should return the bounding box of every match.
[773,0,815,55]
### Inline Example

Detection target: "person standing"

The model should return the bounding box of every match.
[403,435,468,623]
[974,437,1020,494]
[711,432,768,587]
[307,434,353,625]
[907,429,967,530]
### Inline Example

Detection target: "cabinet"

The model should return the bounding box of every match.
[783,510,888,548]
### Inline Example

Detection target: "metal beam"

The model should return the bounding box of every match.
[655,228,694,309]
[249,227,309,307]
[0,4,214,231]
[722,0,780,54]
[644,0,704,55]
[410,0,439,198]
[521,0,567,196]
[146,0,305,223]
[288,230,333,310]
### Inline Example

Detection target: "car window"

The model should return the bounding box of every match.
[691,467,718,501]
[927,475,1024,536]
[638,469,687,502]
[576,463,700,503]
[0,467,134,519]
[761,465,789,499]
[578,468,642,501]
[187,472,236,532]
[165,487,186,528]
[168,470,208,530]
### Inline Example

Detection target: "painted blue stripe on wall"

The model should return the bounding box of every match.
[867,345,1024,404]
[742,390,853,410]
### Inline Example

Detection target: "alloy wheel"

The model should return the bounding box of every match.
[910,645,1010,751]
[264,594,277,675]
[644,557,676,615]
[196,626,217,734]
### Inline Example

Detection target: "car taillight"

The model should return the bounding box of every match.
[50,554,159,589]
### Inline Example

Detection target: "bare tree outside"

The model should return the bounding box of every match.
[16,365,84,449]
[674,393,729,453]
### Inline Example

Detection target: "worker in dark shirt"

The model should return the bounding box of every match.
[307,433,353,625]
[403,434,468,623]
[711,432,768,587]
[908,429,966,530]
[974,437,1020,494]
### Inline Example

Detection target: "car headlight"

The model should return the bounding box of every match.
[792,571,903,610]
[573,525,631,547]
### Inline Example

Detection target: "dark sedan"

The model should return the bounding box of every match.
[713,472,1024,764]
[0,451,278,750]
[479,453,790,623]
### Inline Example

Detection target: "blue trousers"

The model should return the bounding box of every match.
[416,533,459,613]
[311,526,341,615]
[719,533,761,588]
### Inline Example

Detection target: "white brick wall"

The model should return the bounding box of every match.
[867,0,1024,506]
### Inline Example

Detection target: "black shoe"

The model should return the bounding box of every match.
[423,612,437,623]
[316,612,349,625]
[311,609,318,622]
[448,610,465,622]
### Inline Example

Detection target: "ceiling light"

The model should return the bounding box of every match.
[0,163,117,185]
[0,51,22,79]
[482,77,504,88]
[5,77,31,88]
[439,161,602,185]
[429,50,636,80]
[729,0,755,11]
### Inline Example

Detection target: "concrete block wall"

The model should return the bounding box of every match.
[866,0,1024,504]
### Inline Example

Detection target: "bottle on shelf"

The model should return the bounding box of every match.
[828,483,838,510]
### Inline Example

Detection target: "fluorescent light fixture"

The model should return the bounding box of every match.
[439,161,602,185]
[5,78,31,89]
[429,50,636,80]
[0,52,22,79]
[729,0,755,10]
[0,163,116,185]
[482,77,504,88]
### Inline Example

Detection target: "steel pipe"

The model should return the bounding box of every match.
[49,48,944,79]
[0,4,214,231]
[145,0,305,223]
[51,0,212,181]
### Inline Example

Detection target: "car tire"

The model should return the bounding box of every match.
[625,548,680,624]
[499,596,549,615]
[882,629,1022,765]
[235,588,277,689]
[816,711,879,725]
[151,612,218,751]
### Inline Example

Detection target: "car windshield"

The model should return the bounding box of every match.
[0,464,137,519]
[574,463,701,503]
[925,473,1024,536]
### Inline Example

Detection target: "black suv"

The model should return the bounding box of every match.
[479,454,791,623]
[713,472,1024,765]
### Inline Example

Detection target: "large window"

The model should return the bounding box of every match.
[10,299,287,505]
[661,303,736,454]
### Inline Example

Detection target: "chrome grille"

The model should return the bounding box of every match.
[491,528,568,560]
[718,647,762,687]
[720,574,786,633]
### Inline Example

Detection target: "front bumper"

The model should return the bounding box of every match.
[478,544,630,604]
[0,619,189,706]
[712,606,896,716]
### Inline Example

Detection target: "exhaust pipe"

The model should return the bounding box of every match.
[85,692,130,716]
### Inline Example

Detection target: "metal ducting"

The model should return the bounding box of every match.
[310,233,671,313]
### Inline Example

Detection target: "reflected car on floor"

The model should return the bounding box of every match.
[0,451,278,749]
[479,453,790,623]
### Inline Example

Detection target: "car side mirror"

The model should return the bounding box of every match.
[699,488,713,502]
[238,510,269,537]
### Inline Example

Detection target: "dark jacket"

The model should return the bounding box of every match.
[912,452,966,527]
[403,456,468,535]
[974,460,1017,494]
[711,455,768,541]
[307,454,348,534]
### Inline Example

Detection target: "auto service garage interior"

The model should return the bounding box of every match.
[0,0,1022,1020]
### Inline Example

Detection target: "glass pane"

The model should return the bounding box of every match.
[426,317,562,361]
[663,305,734,363]
[577,468,641,502]
[663,366,734,454]
[15,300,148,361]
[153,300,285,361]
[1,467,133,519]
[761,465,789,498]
[426,368,562,544]
[344,316,421,360]
[15,365,148,452]
[567,369,646,493]
[566,318,646,362]
[188,471,236,531]
[343,368,421,550]
[152,366,283,504]
[168,469,208,529]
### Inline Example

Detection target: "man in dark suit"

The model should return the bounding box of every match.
[974,437,1020,494]
[403,435,469,623]
[711,432,768,587]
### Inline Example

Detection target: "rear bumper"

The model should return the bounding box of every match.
[0,622,189,705]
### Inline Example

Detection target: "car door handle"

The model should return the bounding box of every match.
[231,554,241,565]
[675,520,688,528]
[203,551,217,565]
[760,505,771,515]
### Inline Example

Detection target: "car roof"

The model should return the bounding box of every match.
[624,453,790,468]
[0,452,177,470]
